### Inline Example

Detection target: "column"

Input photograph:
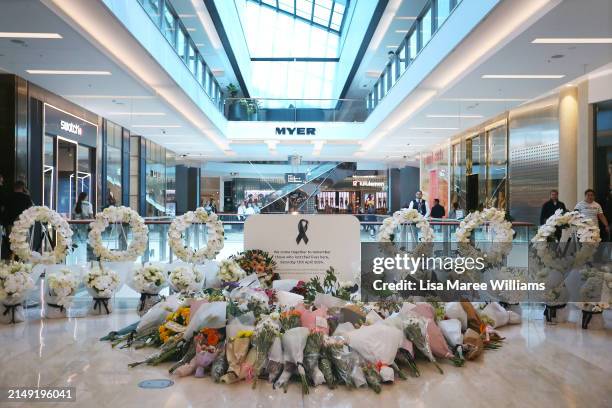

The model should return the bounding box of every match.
[558,86,578,209]
[576,80,593,200]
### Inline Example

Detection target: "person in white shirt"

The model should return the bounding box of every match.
[575,189,609,238]
[245,203,256,217]
[408,190,430,217]
[237,201,247,221]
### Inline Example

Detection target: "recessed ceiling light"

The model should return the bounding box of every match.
[532,38,612,44]
[395,30,410,33]
[482,74,565,79]
[396,16,417,20]
[440,98,528,102]
[26,69,111,75]
[426,114,483,118]
[0,32,62,39]
[410,127,459,130]
[131,125,182,128]
[195,43,205,47]
[386,45,398,48]
[107,112,166,116]
[186,27,197,32]
[178,14,196,18]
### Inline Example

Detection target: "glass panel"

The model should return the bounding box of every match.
[177,27,186,61]
[56,139,76,219]
[188,43,197,73]
[420,7,432,48]
[77,145,93,205]
[197,58,205,85]
[296,0,314,19]
[106,145,122,208]
[146,151,166,217]
[437,0,452,28]
[398,41,406,75]
[162,1,176,46]
[43,135,55,210]
[487,124,507,209]
[408,29,417,63]
[279,0,294,13]
[142,0,161,23]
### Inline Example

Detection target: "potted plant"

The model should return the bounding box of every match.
[226,83,243,120]
[239,98,261,121]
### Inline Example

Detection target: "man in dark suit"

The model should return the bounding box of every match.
[540,189,566,225]
[2,180,33,259]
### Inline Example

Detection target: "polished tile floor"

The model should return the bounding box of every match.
[0,307,610,408]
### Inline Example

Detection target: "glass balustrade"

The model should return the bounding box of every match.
[224,98,368,122]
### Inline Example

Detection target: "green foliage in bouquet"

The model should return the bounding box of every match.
[303,267,356,303]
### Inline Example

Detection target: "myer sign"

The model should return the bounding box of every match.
[275,127,316,136]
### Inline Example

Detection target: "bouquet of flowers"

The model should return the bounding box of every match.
[45,267,80,318]
[303,267,357,304]
[159,305,190,343]
[303,331,325,386]
[221,329,254,383]
[217,259,246,284]
[169,265,203,294]
[130,264,167,316]
[280,309,302,331]
[84,263,120,315]
[323,336,355,387]
[174,328,224,377]
[403,315,443,374]
[0,262,34,324]
[252,313,281,388]
[276,326,310,394]
[232,250,279,288]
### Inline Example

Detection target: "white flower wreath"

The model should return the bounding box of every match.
[455,208,514,265]
[168,208,224,264]
[9,206,73,264]
[88,206,148,262]
[531,209,600,271]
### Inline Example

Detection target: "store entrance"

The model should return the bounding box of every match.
[43,136,95,219]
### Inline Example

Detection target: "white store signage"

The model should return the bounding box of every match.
[244,214,360,282]
[60,120,83,136]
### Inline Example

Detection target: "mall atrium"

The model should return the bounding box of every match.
[0,0,610,407]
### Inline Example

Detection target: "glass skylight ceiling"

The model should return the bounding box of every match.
[247,0,349,33]
[237,0,349,108]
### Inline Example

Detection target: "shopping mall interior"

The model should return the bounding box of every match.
[0,0,610,406]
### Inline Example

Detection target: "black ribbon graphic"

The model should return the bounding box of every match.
[296,219,309,245]
[2,304,20,324]
[138,293,156,313]
[543,304,567,322]
[93,298,111,314]
[47,303,66,314]
[581,310,602,329]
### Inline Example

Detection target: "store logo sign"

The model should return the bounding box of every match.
[353,180,385,188]
[60,120,82,136]
[275,127,316,136]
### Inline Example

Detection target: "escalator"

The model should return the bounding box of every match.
[260,162,357,212]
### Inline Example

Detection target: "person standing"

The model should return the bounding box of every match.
[448,202,464,219]
[237,201,247,221]
[2,181,33,259]
[540,189,566,225]
[430,199,445,218]
[408,190,430,217]
[73,192,93,219]
[245,202,256,217]
[575,189,609,239]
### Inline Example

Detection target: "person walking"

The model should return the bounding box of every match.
[540,189,566,225]
[575,189,610,240]
[408,190,430,217]
[430,199,445,218]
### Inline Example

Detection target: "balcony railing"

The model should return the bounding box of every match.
[137,0,224,112]
[367,0,462,113]
[224,98,368,122]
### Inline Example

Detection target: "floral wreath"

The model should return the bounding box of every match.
[531,209,600,271]
[377,208,435,277]
[168,208,224,264]
[455,208,514,266]
[9,206,73,264]
[88,206,148,261]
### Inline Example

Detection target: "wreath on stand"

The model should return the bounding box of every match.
[531,209,601,324]
[168,208,224,264]
[9,206,73,264]
[376,208,435,281]
[454,208,514,266]
[88,206,148,262]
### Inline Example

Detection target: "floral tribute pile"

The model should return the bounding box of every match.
[102,258,511,394]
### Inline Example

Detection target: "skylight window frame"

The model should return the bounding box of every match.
[247,0,349,35]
